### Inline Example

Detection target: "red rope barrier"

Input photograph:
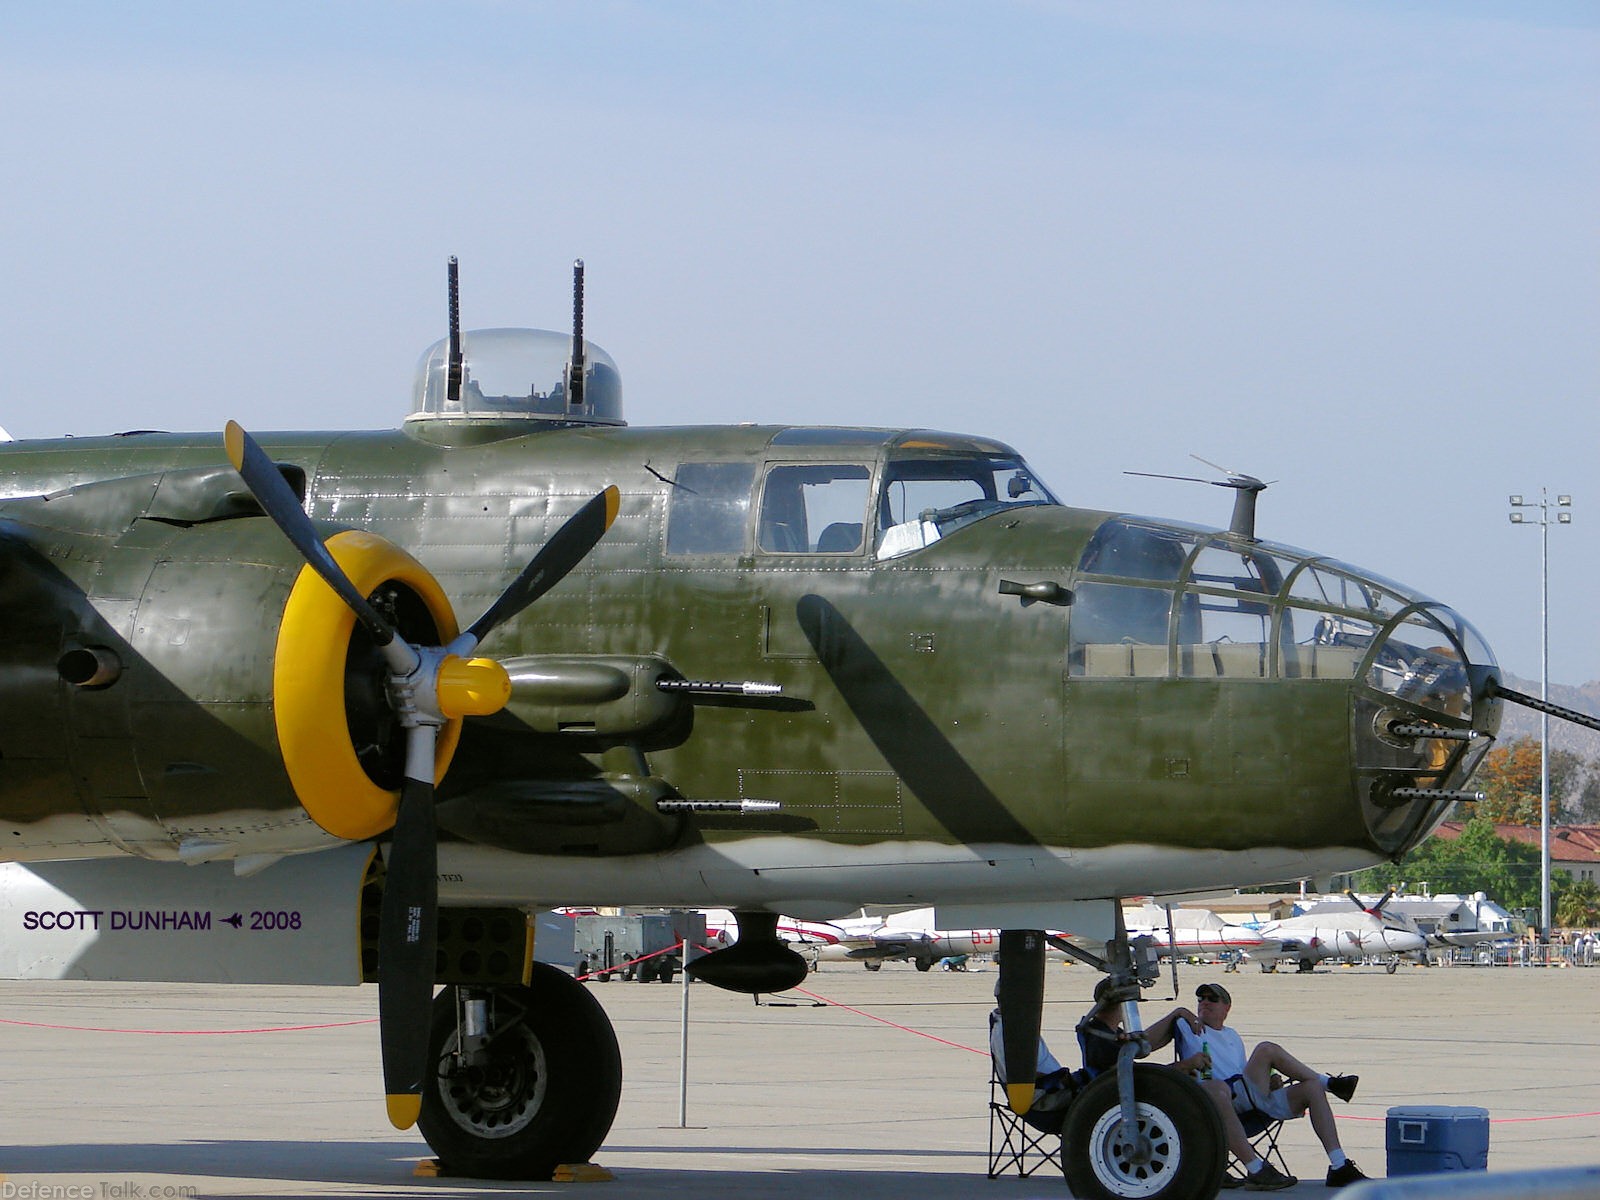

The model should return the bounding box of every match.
[0,1016,377,1035]
[788,984,987,1055]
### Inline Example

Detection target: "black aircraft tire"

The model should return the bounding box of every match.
[915,958,933,972]
[418,966,623,1180]
[1063,1065,1225,1200]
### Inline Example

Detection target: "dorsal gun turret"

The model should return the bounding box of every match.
[404,259,624,445]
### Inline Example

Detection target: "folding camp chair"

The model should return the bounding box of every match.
[986,1071,1066,1179]
[1218,1080,1290,1189]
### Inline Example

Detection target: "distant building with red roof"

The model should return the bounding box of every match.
[1432,822,1600,885]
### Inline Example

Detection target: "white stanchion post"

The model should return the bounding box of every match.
[678,938,691,1128]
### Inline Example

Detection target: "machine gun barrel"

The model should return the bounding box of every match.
[1488,681,1600,733]
[656,678,783,697]
[1389,788,1486,804]
[1389,723,1482,741]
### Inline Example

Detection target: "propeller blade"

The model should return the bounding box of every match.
[456,486,619,651]
[996,929,1046,1114]
[225,422,411,667]
[378,761,440,1130]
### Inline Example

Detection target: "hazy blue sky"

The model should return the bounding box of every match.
[2,2,1596,682]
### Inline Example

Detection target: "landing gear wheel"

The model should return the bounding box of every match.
[417,965,622,1180]
[1063,1065,1224,1200]
[1296,958,1315,974]
[1386,958,1399,975]
[915,958,933,972]
[863,960,882,972]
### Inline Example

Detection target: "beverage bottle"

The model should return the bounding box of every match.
[1200,1038,1212,1080]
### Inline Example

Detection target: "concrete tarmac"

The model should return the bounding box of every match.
[1,960,1596,1197]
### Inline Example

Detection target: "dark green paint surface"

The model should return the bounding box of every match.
[0,424,1494,867]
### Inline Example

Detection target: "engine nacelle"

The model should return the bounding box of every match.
[40,515,460,861]
[499,654,685,738]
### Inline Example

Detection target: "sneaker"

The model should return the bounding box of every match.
[1244,1161,1297,1191]
[1326,1160,1369,1188]
[1219,1172,1246,1189]
[1327,1074,1359,1102]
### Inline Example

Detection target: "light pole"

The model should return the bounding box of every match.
[1509,489,1572,940]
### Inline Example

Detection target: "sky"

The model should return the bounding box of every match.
[1,2,1596,683]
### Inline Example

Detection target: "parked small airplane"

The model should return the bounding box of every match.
[818,904,1263,970]
[1247,890,1433,973]
[700,908,849,955]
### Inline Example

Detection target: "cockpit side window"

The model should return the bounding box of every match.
[758,464,871,554]
[665,462,756,555]
[876,454,1057,560]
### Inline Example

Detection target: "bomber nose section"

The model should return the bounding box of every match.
[1065,515,1500,865]
[1342,600,1499,857]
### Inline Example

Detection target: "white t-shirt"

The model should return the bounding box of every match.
[1177,1021,1247,1080]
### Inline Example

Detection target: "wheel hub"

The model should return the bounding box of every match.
[1087,1101,1182,1198]
[437,1028,549,1139]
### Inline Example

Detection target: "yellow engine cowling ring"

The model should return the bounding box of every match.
[274,529,463,841]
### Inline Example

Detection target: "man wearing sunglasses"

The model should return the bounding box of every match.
[1173,982,1368,1189]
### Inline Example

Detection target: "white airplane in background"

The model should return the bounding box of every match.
[700,909,850,960]
[817,905,1264,971]
[1247,891,1435,973]
[1121,903,1268,957]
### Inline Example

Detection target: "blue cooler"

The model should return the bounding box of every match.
[1386,1105,1490,1175]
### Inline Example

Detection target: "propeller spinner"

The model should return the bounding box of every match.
[225,421,618,1128]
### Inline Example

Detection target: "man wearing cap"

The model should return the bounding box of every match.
[1171,982,1367,1189]
[1075,975,1208,1079]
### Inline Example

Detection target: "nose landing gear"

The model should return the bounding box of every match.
[997,903,1225,1200]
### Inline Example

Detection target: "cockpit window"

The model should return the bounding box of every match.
[876,454,1058,560]
[665,462,756,555]
[758,464,871,554]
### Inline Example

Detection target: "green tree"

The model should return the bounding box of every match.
[1352,816,1544,908]
[1554,874,1600,928]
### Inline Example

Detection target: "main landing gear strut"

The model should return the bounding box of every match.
[996,905,1224,1200]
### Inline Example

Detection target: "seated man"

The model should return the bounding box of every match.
[1168,982,1368,1190]
[1075,975,1207,1078]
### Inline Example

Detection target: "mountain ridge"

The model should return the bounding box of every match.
[1494,672,1600,762]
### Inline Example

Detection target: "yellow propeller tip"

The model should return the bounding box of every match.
[386,1093,422,1130]
[1006,1083,1036,1115]
[223,421,246,470]
[603,485,620,529]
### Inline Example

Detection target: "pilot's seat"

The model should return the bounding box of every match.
[816,522,863,553]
